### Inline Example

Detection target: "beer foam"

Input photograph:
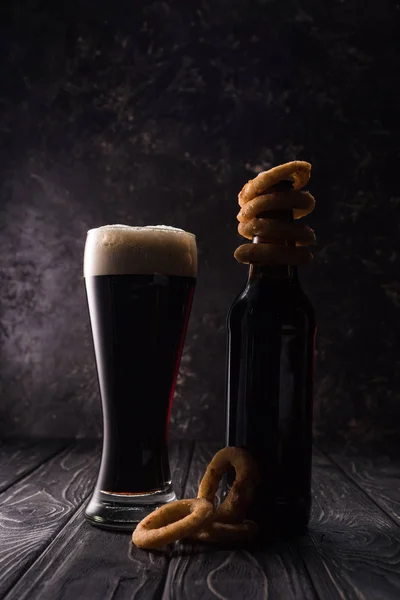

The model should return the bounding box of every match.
[84,225,197,277]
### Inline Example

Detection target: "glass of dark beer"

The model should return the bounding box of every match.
[84,225,197,529]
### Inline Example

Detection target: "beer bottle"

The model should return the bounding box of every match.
[226,211,316,537]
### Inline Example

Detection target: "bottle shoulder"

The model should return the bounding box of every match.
[228,280,315,323]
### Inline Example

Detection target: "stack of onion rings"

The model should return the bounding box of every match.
[234,161,316,266]
[131,447,260,549]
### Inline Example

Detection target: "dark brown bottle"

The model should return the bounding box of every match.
[226,255,316,538]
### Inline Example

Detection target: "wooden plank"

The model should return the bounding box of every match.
[5,441,193,600]
[0,441,100,598]
[162,442,318,600]
[328,452,400,526]
[0,440,67,493]
[297,449,400,600]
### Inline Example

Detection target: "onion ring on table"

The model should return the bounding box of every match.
[197,447,260,524]
[234,244,313,266]
[189,519,259,545]
[237,191,315,222]
[238,161,311,206]
[132,498,213,549]
[238,219,316,244]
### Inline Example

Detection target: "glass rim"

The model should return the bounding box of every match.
[86,224,196,239]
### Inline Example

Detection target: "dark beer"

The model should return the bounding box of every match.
[84,225,197,529]
[226,261,316,537]
[86,274,195,493]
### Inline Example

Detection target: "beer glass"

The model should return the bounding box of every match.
[84,225,197,529]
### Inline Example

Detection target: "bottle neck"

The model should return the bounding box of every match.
[247,207,297,284]
[247,263,298,284]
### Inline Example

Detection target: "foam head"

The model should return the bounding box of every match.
[84,225,197,278]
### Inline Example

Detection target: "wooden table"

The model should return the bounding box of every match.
[0,440,400,599]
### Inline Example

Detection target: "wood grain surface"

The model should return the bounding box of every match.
[0,441,100,598]
[2,441,400,600]
[0,439,66,493]
[162,442,318,600]
[297,449,400,600]
[329,452,400,526]
[5,441,193,600]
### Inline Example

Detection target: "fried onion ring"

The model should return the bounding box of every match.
[132,498,213,549]
[234,161,316,267]
[234,244,313,266]
[238,161,311,206]
[197,447,260,524]
[237,191,315,222]
[189,519,259,544]
[238,219,315,244]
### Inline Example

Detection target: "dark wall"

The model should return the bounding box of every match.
[1,0,399,447]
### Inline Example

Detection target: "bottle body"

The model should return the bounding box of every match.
[226,268,316,537]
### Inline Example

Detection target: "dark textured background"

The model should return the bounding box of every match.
[1,0,399,448]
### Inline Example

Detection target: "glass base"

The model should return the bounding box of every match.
[85,484,176,531]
